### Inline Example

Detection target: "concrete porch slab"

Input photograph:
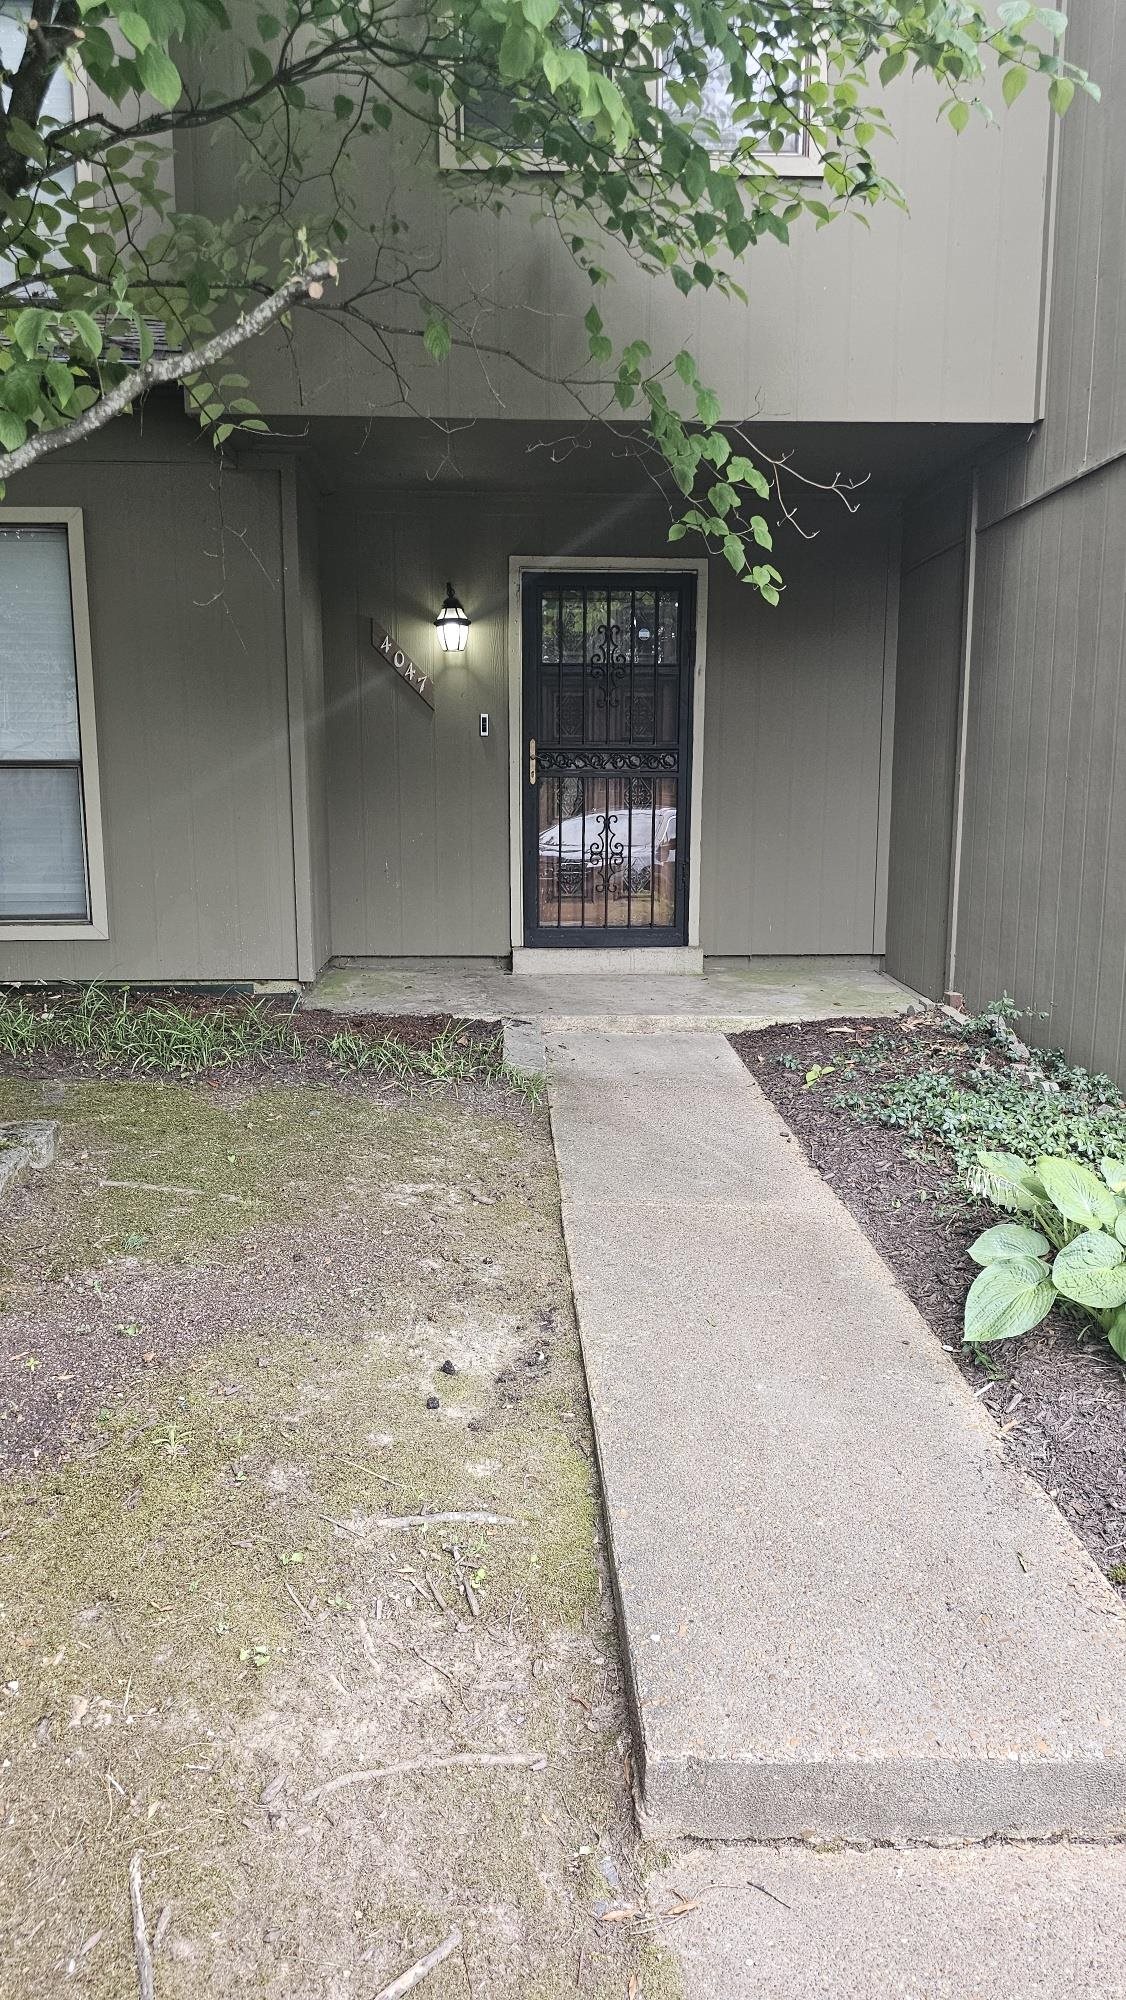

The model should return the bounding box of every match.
[548,1033,1126,1842]
[306,955,921,1031]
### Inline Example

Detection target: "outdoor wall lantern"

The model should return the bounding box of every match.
[435,581,471,653]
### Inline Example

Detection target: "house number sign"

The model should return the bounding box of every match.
[370,620,435,710]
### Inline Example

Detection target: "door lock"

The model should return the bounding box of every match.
[528,737,537,785]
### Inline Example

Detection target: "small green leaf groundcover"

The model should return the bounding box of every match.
[965,1151,1126,1361]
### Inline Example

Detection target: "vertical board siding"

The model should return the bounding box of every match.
[321,491,895,958]
[194,60,1051,427]
[947,0,1126,1079]
[0,447,298,982]
[959,461,1126,1077]
[883,515,967,1000]
[295,476,332,974]
[700,508,894,955]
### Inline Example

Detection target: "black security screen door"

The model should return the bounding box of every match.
[522,571,696,946]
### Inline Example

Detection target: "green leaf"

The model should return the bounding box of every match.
[138,43,183,107]
[1002,65,1028,108]
[1051,1232,1126,1311]
[1036,1156,1120,1232]
[973,1151,1046,1216]
[878,51,906,87]
[69,310,103,357]
[12,309,49,359]
[1101,1158,1126,1192]
[1107,1307,1126,1362]
[498,17,536,81]
[44,361,75,407]
[963,1258,1055,1345]
[521,0,559,27]
[423,316,451,361]
[117,10,153,51]
[1049,75,1075,115]
[968,1223,1050,1267]
[0,410,28,450]
[948,99,971,135]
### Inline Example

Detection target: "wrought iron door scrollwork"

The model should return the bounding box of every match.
[537,748,677,774]
[587,810,626,895]
[588,622,629,695]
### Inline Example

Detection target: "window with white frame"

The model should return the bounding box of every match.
[447,28,818,172]
[0,523,93,922]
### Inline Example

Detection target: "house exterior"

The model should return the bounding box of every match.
[1,3,1123,1072]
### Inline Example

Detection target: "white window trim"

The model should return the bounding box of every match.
[0,505,109,940]
[507,553,708,953]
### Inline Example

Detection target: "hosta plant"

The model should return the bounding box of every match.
[964,1153,1126,1358]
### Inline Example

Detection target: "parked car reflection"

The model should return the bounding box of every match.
[538,806,677,889]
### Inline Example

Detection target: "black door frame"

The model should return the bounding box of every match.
[520,567,698,950]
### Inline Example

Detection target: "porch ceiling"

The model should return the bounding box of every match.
[265,415,1020,500]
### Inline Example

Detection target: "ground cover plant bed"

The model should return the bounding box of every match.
[730,1012,1126,1595]
[0,985,508,1092]
[0,1037,680,1998]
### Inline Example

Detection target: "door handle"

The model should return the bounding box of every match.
[528,737,537,785]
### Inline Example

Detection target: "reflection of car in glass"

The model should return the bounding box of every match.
[538,808,677,896]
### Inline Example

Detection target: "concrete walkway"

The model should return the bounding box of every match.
[547,1032,1126,1843]
[648,1841,1126,1998]
[306,954,918,1031]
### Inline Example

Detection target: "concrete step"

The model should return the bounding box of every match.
[650,1842,1126,1999]
[547,1033,1126,1842]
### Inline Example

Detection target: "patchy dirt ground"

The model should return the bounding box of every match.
[731,1017,1126,1595]
[0,1067,681,2000]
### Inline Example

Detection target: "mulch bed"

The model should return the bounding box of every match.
[730,1015,1126,1594]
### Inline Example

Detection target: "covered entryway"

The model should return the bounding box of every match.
[521,569,697,948]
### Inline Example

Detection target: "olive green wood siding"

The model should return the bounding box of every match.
[958,462,1126,1076]
[883,483,967,1000]
[0,429,301,982]
[321,489,895,957]
[947,0,1126,1078]
[699,506,897,956]
[185,70,1051,428]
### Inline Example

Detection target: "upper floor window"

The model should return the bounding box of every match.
[448,31,818,174]
[0,518,105,932]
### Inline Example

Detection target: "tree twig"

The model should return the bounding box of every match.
[0,261,337,481]
[375,1512,515,1529]
[372,1927,463,2000]
[304,1751,547,1805]
[128,1853,155,2000]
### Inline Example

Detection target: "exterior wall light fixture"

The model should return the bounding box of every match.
[435,581,470,653]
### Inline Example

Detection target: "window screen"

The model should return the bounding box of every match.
[0,525,91,920]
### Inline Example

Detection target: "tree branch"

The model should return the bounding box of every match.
[0,259,337,480]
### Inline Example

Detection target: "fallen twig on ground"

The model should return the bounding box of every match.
[283,1579,315,1624]
[375,1512,516,1528]
[372,1927,463,2000]
[98,1178,259,1206]
[304,1751,547,1805]
[747,1878,792,1911]
[128,1853,155,2000]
